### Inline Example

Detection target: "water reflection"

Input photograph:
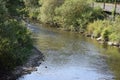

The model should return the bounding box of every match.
[18,23,120,80]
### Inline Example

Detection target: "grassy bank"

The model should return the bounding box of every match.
[87,16,120,47]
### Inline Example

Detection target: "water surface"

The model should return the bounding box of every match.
[18,23,120,80]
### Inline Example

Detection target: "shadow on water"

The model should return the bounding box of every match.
[18,23,120,80]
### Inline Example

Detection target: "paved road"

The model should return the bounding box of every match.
[94,3,120,14]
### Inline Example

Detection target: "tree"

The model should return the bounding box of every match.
[23,0,40,19]
[6,0,25,16]
[39,0,64,23]
[55,0,93,31]
[0,19,33,71]
[0,0,8,22]
[0,0,33,71]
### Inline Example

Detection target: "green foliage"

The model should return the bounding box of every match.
[101,28,110,41]
[87,16,120,42]
[0,19,33,71]
[109,33,120,42]
[0,0,33,71]
[22,0,105,31]
[55,0,89,31]
[39,0,63,23]
[87,20,104,37]
[0,0,8,21]
[91,7,105,20]
[23,0,40,19]
[6,0,25,16]
[109,16,120,42]
[54,0,105,31]
[24,0,39,7]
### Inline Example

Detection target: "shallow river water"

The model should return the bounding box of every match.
[18,23,120,80]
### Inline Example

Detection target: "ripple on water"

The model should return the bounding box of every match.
[18,24,115,80]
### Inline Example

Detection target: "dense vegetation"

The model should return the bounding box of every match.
[0,0,120,78]
[25,0,105,31]
[87,16,120,42]
[54,0,105,31]
[0,0,32,73]
[26,0,119,44]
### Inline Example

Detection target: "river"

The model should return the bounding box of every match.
[18,23,120,80]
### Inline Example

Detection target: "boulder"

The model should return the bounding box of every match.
[96,37,102,41]
[23,67,37,72]
[108,41,114,46]
[113,42,119,47]
[91,34,96,39]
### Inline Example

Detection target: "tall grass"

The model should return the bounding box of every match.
[87,16,120,42]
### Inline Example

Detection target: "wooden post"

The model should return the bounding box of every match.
[114,0,117,15]
[103,0,106,9]
[113,0,117,20]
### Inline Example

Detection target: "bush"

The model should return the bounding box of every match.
[109,33,120,42]
[109,16,120,42]
[87,16,120,42]
[0,19,33,71]
[23,0,40,19]
[87,20,106,38]
[39,0,63,23]
[54,0,105,31]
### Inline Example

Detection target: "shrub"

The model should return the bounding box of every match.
[109,33,120,42]
[55,0,105,31]
[87,20,105,38]
[39,0,64,23]
[87,16,120,42]
[0,19,33,71]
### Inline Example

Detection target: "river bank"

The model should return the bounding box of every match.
[41,22,120,49]
[0,47,44,80]
[85,34,120,48]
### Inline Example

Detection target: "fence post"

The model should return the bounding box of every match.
[113,0,117,20]
[103,0,106,9]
